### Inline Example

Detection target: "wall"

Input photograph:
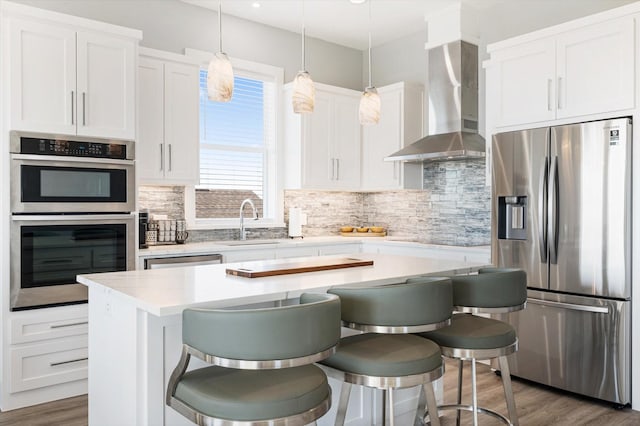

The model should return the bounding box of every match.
[12,0,363,90]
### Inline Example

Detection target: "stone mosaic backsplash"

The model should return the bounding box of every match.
[138,159,491,246]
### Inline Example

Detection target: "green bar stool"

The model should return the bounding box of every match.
[166,293,342,426]
[418,268,527,426]
[318,277,453,426]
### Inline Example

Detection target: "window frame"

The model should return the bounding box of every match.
[184,49,285,230]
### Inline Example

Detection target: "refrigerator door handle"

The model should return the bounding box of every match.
[549,156,559,264]
[528,298,609,314]
[538,157,549,263]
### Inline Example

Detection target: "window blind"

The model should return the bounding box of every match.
[196,70,276,217]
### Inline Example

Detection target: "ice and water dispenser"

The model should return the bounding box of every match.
[497,196,527,240]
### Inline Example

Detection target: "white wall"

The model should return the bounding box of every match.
[12,0,363,90]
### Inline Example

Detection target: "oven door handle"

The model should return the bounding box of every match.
[12,214,135,222]
[11,153,134,166]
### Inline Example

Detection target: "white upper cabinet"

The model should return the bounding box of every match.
[6,9,140,139]
[361,82,424,190]
[137,50,200,184]
[8,18,76,135]
[486,38,556,127]
[486,15,635,128]
[284,83,361,190]
[76,32,136,139]
[555,17,635,119]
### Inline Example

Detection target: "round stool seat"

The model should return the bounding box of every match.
[174,364,330,422]
[422,313,516,350]
[320,333,442,377]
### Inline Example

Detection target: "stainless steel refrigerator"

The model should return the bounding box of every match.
[491,117,631,405]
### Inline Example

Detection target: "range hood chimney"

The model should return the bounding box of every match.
[385,40,485,162]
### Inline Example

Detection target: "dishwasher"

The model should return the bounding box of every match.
[144,254,223,269]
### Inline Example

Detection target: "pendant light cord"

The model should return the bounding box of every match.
[301,0,306,71]
[367,0,372,88]
[218,1,223,52]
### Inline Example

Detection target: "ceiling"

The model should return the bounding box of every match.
[181,0,637,50]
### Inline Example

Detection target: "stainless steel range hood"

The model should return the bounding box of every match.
[385,40,485,162]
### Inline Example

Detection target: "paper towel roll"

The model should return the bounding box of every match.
[288,207,303,238]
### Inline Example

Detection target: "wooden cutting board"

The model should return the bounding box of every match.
[226,257,374,278]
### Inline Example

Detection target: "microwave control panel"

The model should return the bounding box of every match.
[20,137,127,159]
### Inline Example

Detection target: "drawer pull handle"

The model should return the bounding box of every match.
[50,321,88,329]
[50,357,88,367]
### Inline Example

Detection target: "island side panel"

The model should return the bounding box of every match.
[88,285,139,426]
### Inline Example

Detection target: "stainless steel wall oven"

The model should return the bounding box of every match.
[9,131,136,310]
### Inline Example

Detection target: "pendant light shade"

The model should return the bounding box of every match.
[207,2,234,102]
[292,70,315,113]
[359,2,380,125]
[359,86,380,125]
[292,2,315,113]
[207,52,234,102]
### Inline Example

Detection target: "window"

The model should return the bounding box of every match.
[184,54,283,228]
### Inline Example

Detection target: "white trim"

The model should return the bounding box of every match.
[184,48,283,78]
[139,47,199,65]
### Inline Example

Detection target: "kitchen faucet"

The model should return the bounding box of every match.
[239,199,259,240]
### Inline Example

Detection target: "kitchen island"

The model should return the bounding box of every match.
[77,253,488,426]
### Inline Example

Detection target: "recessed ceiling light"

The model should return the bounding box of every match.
[350,0,367,4]
[252,2,261,8]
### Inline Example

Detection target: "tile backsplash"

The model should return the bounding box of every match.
[139,159,491,247]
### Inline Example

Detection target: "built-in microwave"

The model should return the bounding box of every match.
[10,131,135,214]
[10,214,136,311]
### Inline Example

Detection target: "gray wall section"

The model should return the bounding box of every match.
[12,0,363,90]
[365,30,427,88]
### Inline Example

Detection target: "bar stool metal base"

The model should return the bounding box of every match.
[321,364,444,426]
[422,342,519,426]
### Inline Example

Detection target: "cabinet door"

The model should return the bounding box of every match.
[556,17,635,119]
[332,94,361,189]
[362,89,402,190]
[489,38,556,127]
[137,57,165,182]
[8,18,76,134]
[76,31,135,139]
[163,62,200,184]
[302,92,333,188]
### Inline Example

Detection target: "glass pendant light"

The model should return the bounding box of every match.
[292,0,315,113]
[207,1,234,102]
[359,1,380,125]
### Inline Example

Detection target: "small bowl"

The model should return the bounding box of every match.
[356,227,369,233]
[370,226,385,233]
[340,226,354,233]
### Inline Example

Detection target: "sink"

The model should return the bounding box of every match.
[220,240,282,246]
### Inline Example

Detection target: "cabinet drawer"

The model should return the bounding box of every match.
[10,335,88,393]
[11,305,88,344]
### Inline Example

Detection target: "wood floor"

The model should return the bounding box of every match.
[1,359,639,425]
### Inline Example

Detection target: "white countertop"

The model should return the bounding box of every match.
[78,253,487,317]
[138,236,490,258]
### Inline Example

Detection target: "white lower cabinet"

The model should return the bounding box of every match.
[4,305,88,409]
[10,336,88,393]
[317,243,361,256]
[222,248,277,263]
[275,246,319,259]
